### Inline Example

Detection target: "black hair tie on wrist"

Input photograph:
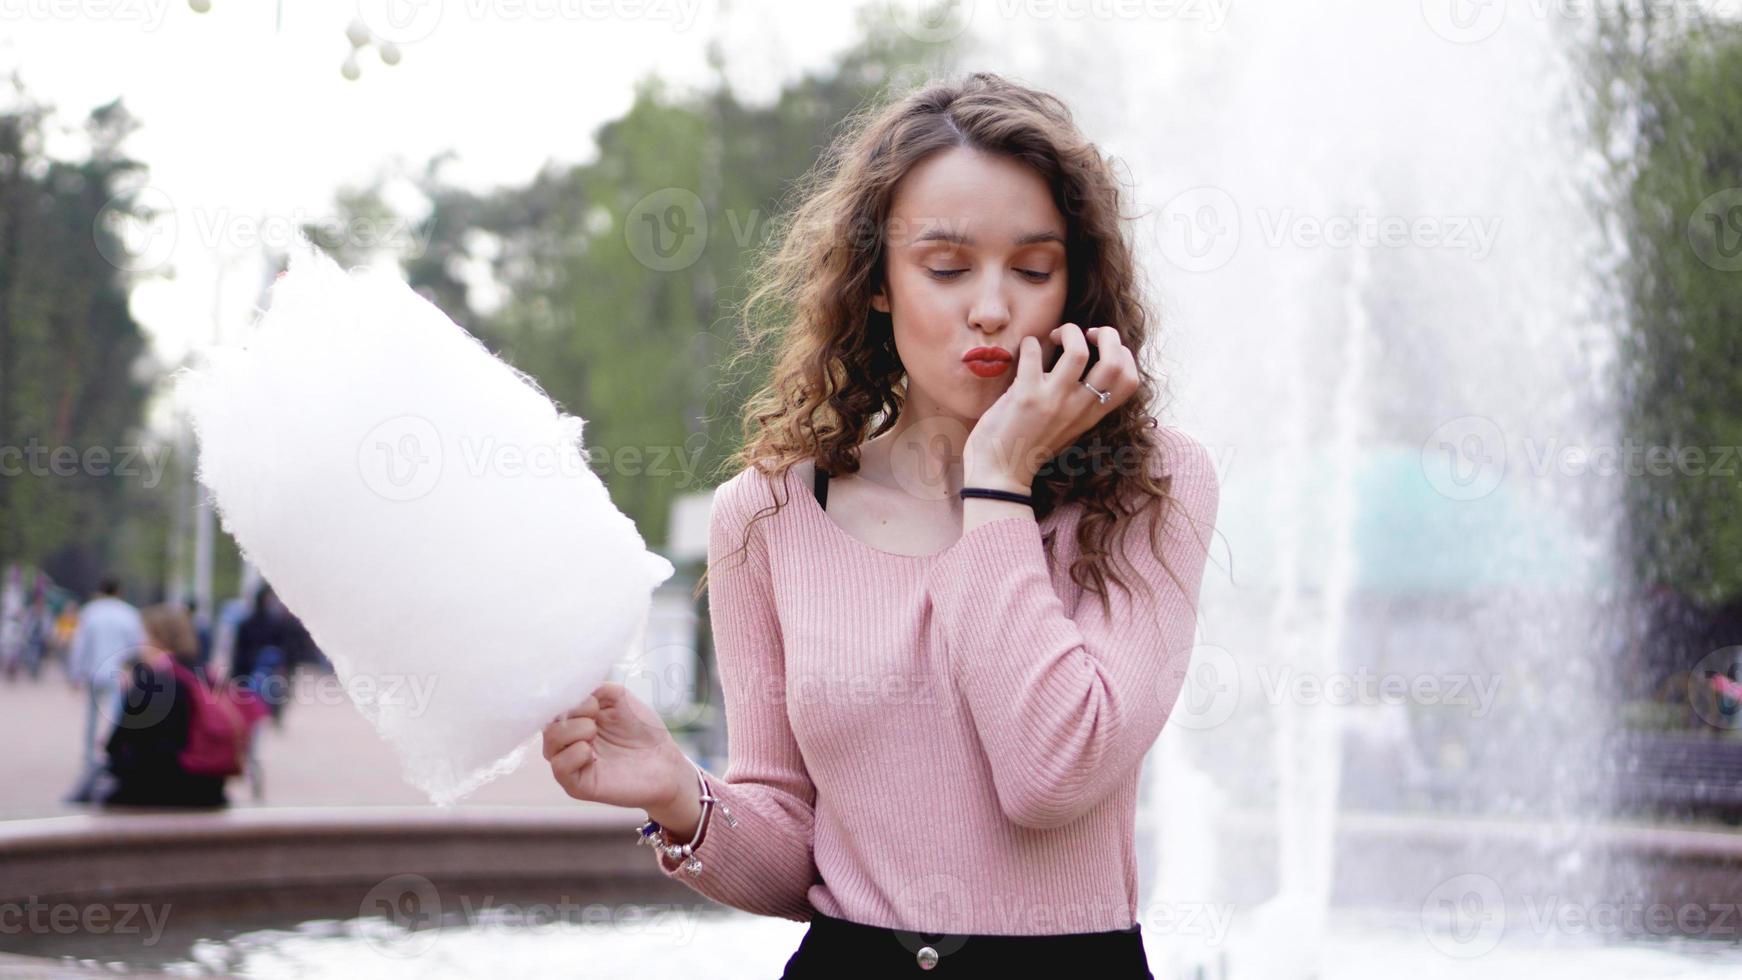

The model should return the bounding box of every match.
[959,486,1035,507]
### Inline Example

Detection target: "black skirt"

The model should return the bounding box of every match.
[780,910,1154,978]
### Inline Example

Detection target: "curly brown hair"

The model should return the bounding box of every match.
[697,70,1205,616]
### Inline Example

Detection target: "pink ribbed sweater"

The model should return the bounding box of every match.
[653,425,1220,936]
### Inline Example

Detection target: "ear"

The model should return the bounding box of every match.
[870,282,890,314]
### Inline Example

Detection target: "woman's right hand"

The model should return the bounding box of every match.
[542,681,689,812]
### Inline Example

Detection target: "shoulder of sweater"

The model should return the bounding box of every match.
[1152,425,1219,501]
[709,460,796,533]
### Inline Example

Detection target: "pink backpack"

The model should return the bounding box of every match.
[172,661,270,777]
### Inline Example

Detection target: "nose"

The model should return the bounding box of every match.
[967,277,1012,334]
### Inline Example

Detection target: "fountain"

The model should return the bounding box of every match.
[979,1,1742,976]
[5,3,1742,976]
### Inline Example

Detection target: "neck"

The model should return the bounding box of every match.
[875,398,973,501]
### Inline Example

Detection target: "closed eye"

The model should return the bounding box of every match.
[927,269,1053,282]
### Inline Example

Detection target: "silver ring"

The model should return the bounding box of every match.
[1082,380,1110,405]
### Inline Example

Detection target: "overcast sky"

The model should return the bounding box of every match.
[0,0,872,376]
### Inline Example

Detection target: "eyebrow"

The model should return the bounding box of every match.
[909,229,1065,248]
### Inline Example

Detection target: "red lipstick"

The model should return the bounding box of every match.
[962,346,1012,378]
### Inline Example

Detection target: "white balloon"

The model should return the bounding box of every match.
[176,237,674,805]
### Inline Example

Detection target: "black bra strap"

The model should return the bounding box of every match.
[813,463,829,509]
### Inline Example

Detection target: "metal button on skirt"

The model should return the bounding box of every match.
[778,910,1154,978]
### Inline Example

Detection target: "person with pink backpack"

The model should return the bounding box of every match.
[101,603,270,808]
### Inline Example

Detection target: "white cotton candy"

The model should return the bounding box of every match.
[175,236,675,806]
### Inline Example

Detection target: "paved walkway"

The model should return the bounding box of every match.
[0,670,578,820]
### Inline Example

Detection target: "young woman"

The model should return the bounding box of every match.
[543,71,1220,977]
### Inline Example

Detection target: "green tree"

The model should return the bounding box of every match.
[1589,12,1742,607]
[0,80,159,592]
[316,23,952,548]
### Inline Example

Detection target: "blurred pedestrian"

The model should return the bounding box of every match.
[0,563,24,681]
[101,603,261,808]
[183,598,213,671]
[64,576,146,804]
[230,584,314,726]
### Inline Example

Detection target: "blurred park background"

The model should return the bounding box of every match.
[3,0,1742,977]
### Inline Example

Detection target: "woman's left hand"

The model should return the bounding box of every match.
[963,323,1139,490]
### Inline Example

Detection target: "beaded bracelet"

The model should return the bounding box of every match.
[636,763,736,877]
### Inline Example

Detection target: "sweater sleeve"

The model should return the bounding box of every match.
[921,427,1221,831]
[649,468,820,920]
